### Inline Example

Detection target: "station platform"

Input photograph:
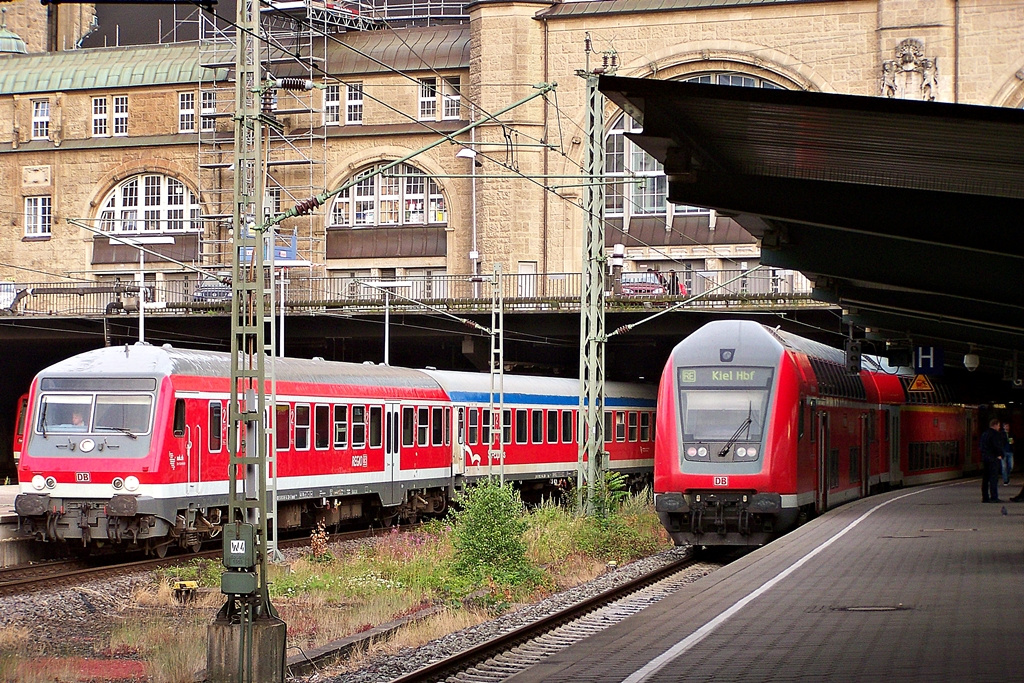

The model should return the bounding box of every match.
[508,477,1024,683]
[0,484,18,519]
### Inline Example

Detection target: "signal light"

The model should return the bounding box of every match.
[845,339,862,375]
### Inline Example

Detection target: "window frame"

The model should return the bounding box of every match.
[112,95,128,136]
[432,406,444,446]
[333,403,348,449]
[178,91,196,133]
[208,400,223,452]
[314,403,330,450]
[418,77,437,120]
[275,403,291,450]
[31,100,49,140]
[324,84,340,125]
[442,77,460,120]
[346,82,364,125]
[92,97,109,137]
[351,405,366,449]
[24,196,52,237]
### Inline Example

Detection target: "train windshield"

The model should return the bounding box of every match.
[677,366,773,441]
[36,393,153,435]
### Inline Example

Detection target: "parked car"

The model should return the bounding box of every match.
[192,276,232,303]
[620,272,667,296]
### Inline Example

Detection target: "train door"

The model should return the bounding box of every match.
[383,402,401,506]
[888,407,902,486]
[453,407,466,476]
[860,413,870,498]
[13,392,28,467]
[816,411,829,513]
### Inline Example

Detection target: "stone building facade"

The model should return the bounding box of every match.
[0,0,1022,295]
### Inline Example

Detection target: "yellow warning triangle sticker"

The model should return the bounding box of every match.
[908,374,934,392]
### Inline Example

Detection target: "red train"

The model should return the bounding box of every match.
[654,320,976,547]
[15,344,656,555]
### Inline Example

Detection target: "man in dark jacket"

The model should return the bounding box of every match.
[979,417,1004,503]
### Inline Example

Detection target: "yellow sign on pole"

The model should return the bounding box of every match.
[909,374,934,392]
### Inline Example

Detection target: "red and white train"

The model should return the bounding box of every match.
[654,320,976,547]
[15,344,655,555]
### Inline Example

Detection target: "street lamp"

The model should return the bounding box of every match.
[109,235,175,343]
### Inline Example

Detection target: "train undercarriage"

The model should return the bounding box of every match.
[655,490,799,547]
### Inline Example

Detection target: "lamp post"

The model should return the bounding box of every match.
[110,235,175,343]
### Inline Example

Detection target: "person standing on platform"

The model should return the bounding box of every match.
[1001,422,1014,485]
[979,417,1004,503]
[668,269,680,295]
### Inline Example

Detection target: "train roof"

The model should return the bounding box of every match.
[35,343,444,391]
[421,369,657,408]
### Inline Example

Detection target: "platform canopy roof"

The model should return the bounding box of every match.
[599,75,1024,378]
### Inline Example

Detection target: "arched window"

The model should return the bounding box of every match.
[330,163,447,228]
[605,72,784,219]
[97,174,201,233]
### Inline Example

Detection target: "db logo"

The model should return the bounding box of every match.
[713,476,729,486]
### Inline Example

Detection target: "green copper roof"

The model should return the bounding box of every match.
[0,8,27,55]
[0,43,225,95]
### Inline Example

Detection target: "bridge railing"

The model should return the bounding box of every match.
[1,269,818,317]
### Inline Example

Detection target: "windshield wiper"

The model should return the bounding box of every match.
[40,403,48,439]
[96,425,138,440]
[718,404,752,458]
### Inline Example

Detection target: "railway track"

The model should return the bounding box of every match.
[0,526,406,599]
[384,550,735,683]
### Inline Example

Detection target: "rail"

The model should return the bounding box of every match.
[0,269,823,318]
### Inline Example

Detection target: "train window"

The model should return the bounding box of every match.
[275,404,290,450]
[640,412,651,441]
[295,405,310,450]
[403,407,415,447]
[615,412,626,442]
[173,398,186,437]
[209,402,222,452]
[468,408,479,445]
[457,407,465,444]
[532,410,544,444]
[369,406,383,448]
[432,407,444,446]
[563,410,573,443]
[482,409,491,446]
[603,411,613,441]
[445,407,451,445]
[503,409,512,445]
[334,404,348,448]
[547,410,558,444]
[314,405,330,450]
[628,412,638,441]
[418,407,429,446]
[351,405,366,448]
[515,409,528,444]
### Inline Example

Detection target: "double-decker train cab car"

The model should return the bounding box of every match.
[654,320,972,548]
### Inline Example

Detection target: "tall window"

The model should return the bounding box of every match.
[98,174,200,233]
[113,96,128,136]
[605,72,782,220]
[442,77,460,119]
[31,100,49,139]
[178,92,196,133]
[346,83,364,124]
[324,85,340,125]
[201,91,217,132]
[92,97,108,137]
[330,163,446,228]
[418,78,437,120]
[25,197,52,236]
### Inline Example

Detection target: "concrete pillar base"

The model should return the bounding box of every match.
[207,613,287,683]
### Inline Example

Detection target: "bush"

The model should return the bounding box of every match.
[447,480,541,588]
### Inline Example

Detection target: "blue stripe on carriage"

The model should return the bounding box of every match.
[445,391,656,408]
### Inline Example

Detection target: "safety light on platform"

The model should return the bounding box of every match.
[31,475,45,491]
[124,476,140,492]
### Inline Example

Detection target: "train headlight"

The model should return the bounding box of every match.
[686,447,697,457]
[697,446,708,457]
[112,477,124,491]
[45,476,57,489]
[747,447,758,457]
[736,447,747,457]
[124,476,140,492]
[31,475,45,491]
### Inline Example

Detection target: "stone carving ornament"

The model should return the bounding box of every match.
[881,39,938,101]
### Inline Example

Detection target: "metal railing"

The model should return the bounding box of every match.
[0,269,820,318]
